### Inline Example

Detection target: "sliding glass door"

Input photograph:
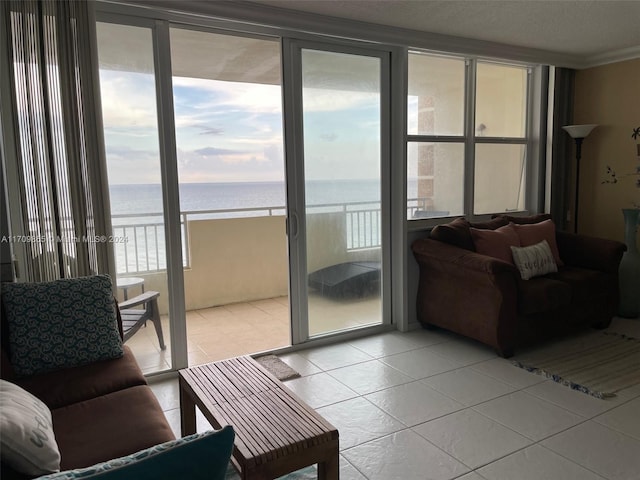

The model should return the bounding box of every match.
[168,27,290,364]
[284,41,390,341]
[96,21,176,374]
[95,10,394,369]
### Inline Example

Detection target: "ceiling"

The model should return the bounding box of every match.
[245,0,640,66]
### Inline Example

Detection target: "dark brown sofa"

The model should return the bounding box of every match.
[411,214,626,357]
[0,308,175,479]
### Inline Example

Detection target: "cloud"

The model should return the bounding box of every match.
[302,87,379,113]
[99,71,158,129]
[194,146,246,156]
[104,146,162,184]
[198,126,224,135]
[177,146,284,183]
[320,133,338,142]
[173,77,282,114]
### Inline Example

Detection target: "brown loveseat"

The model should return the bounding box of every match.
[411,214,626,357]
[0,304,175,479]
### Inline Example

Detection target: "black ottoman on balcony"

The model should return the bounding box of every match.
[308,261,381,298]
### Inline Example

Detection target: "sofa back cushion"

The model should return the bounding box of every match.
[1,275,123,377]
[430,216,510,251]
[494,213,552,225]
[511,219,564,266]
[430,218,474,250]
[470,224,521,264]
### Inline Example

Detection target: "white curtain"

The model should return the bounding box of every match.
[2,0,115,281]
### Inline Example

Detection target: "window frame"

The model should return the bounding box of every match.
[406,51,534,227]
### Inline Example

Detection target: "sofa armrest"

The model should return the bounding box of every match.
[556,231,626,273]
[411,238,519,356]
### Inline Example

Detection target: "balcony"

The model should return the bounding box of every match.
[114,199,427,374]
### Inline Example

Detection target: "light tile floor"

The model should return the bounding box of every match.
[150,317,640,480]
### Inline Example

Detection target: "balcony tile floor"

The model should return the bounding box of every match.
[125,296,289,374]
[148,316,640,480]
[126,293,382,374]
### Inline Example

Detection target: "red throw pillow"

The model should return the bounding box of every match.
[470,224,520,264]
[511,219,563,266]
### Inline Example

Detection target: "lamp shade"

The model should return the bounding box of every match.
[562,124,598,139]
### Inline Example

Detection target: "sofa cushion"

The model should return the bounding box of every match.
[470,217,509,230]
[15,346,146,410]
[1,275,123,377]
[517,277,572,315]
[511,240,558,280]
[470,224,520,264]
[547,266,616,305]
[430,217,510,251]
[511,219,564,266]
[52,386,175,470]
[35,427,234,480]
[0,380,60,476]
[430,217,474,250]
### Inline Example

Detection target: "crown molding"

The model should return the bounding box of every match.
[580,45,640,69]
[101,0,587,68]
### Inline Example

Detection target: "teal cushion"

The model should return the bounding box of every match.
[35,427,235,480]
[1,275,123,377]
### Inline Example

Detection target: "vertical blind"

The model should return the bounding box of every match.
[3,0,114,281]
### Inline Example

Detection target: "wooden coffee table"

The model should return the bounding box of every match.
[179,356,339,480]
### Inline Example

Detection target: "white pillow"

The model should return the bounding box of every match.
[510,239,558,280]
[0,379,60,475]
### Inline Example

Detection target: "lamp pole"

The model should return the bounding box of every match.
[573,137,583,234]
[562,124,598,234]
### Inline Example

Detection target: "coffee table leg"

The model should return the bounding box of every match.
[180,379,197,436]
[317,452,339,480]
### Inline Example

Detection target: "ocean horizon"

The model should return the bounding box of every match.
[108,179,413,218]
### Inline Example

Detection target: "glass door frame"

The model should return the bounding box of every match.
[95,12,188,373]
[282,38,393,345]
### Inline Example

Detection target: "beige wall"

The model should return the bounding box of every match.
[184,216,289,310]
[573,58,640,243]
[117,216,288,314]
[119,212,380,315]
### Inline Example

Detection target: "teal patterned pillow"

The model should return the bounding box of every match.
[35,427,235,480]
[1,275,123,377]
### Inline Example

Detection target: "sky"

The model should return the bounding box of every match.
[99,69,381,186]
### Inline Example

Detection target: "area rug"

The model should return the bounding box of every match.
[511,331,640,399]
[255,354,301,381]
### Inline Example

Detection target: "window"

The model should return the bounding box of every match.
[474,62,528,214]
[407,54,465,219]
[407,52,530,220]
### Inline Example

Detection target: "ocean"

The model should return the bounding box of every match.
[109,179,388,217]
[110,179,422,217]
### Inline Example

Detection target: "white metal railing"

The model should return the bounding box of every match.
[111,198,430,274]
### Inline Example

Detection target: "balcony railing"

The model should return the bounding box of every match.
[112,198,429,274]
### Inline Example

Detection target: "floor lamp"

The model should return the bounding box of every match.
[562,124,598,233]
